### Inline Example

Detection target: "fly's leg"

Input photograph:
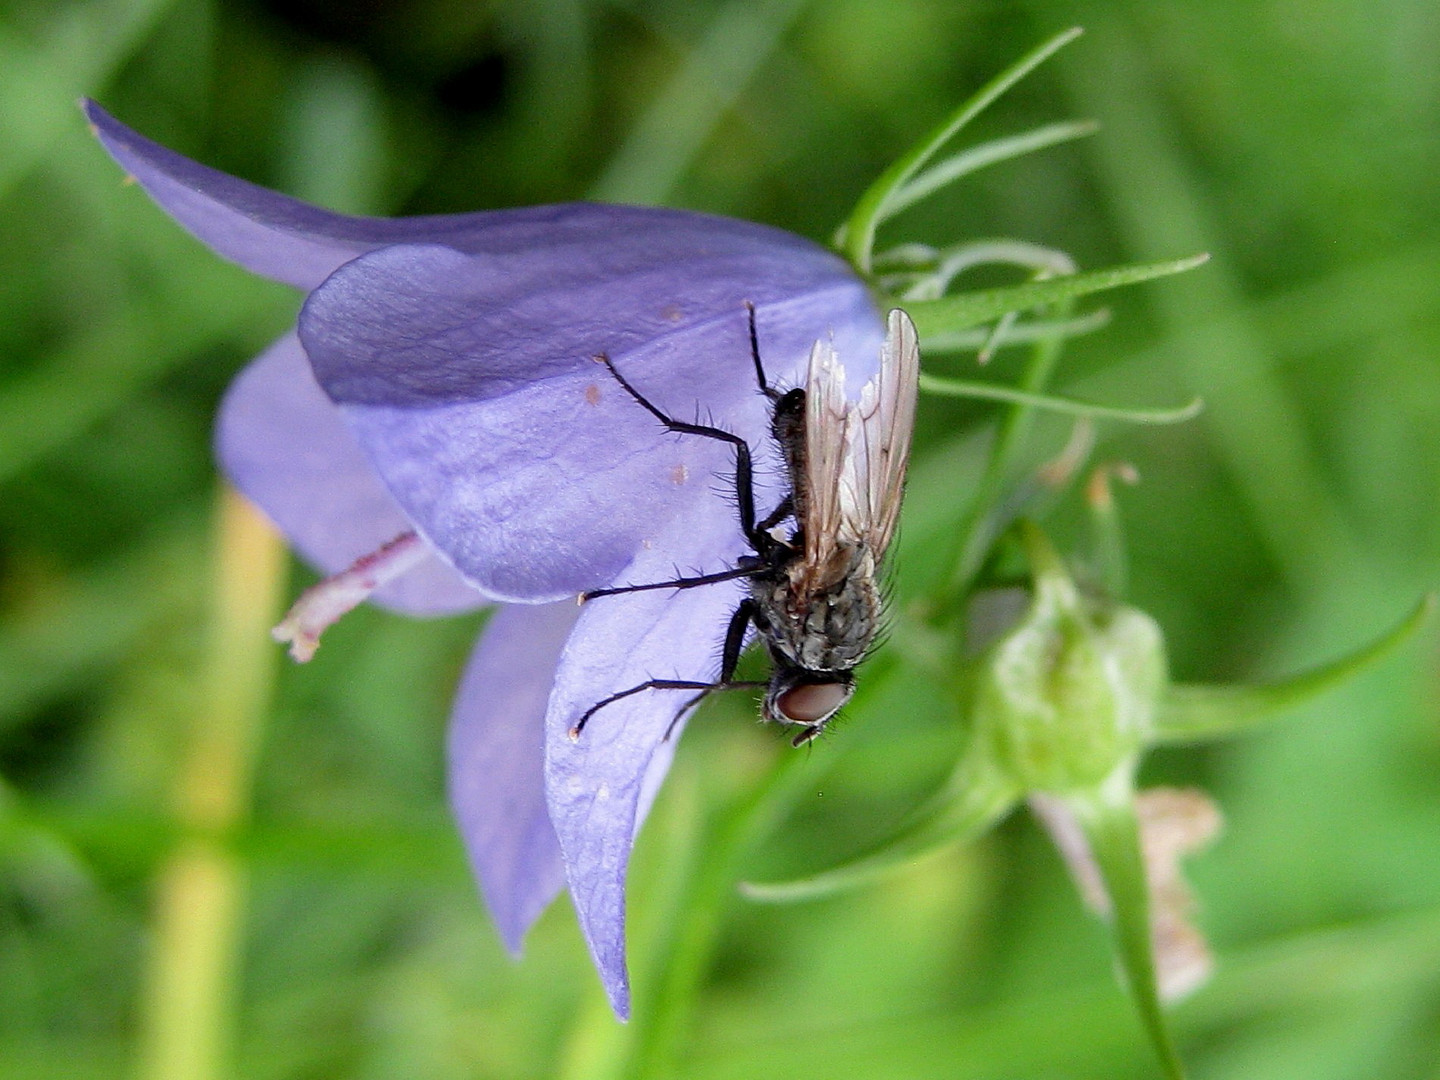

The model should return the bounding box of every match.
[581,560,759,603]
[581,302,791,602]
[569,677,766,739]
[594,347,768,545]
[718,598,757,681]
[744,300,780,404]
[573,600,764,740]
[657,596,763,740]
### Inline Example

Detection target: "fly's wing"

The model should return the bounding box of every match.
[799,308,920,589]
[856,308,920,558]
[800,337,853,586]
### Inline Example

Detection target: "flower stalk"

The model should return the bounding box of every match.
[138,488,286,1080]
[1056,774,1188,1080]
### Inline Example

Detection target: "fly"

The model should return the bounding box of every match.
[572,303,920,746]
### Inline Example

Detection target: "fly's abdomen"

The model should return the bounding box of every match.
[800,575,880,670]
[752,556,881,674]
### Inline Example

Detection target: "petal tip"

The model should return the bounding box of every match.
[496,923,527,960]
[606,980,632,1022]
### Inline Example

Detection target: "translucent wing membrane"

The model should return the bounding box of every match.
[801,337,854,586]
[800,309,920,587]
[860,309,920,557]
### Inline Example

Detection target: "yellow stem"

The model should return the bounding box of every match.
[138,487,287,1080]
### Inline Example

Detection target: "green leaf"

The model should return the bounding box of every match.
[885,119,1099,222]
[836,120,1099,247]
[903,254,1210,338]
[842,27,1084,271]
[1155,594,1434,743]
[910,307,1111,352]
[919,374,1203,425]
[882,238,1077,305]
[1062,772,1189,1080]
[739,753,1017,902]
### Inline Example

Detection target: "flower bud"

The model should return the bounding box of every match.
[971,524,1167,793]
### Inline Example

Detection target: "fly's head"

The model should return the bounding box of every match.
[763,668,855,746]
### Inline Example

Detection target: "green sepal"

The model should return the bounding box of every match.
[1059,769,1189,1080]
[909,307,1110,353]
[1087,465,1135,600]
[739,753,1017,903]
[842,27,1084,271]
[1155,594,1434,743]
[884,120,1099,223]
[903,254,1209,339]
[837,118,1099,248]
[919,374,1203,425]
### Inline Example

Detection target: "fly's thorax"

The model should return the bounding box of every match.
[750,543,881,673]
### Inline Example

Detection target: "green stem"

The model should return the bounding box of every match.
[902,255,1207,338]
[918,308,1111,353]
[883,119,1099,221]
[137,488,287,1080]
[1064,772,1188,1080]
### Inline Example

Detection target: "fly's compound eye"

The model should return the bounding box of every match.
[773,680,851,725]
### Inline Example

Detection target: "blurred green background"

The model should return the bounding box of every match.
[2,0,1438,1077]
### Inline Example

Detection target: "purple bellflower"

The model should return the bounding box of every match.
[86,102,885,1017]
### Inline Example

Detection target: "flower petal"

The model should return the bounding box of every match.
[543,478,758,1017]
[449,602,577,953]
[87,102,873,303]
[216,333,484,614]
[298,208,875,408]
[88,104,887,600]
[299,241,884,600]
[546,590,744,1019]
[85,101,376,289]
